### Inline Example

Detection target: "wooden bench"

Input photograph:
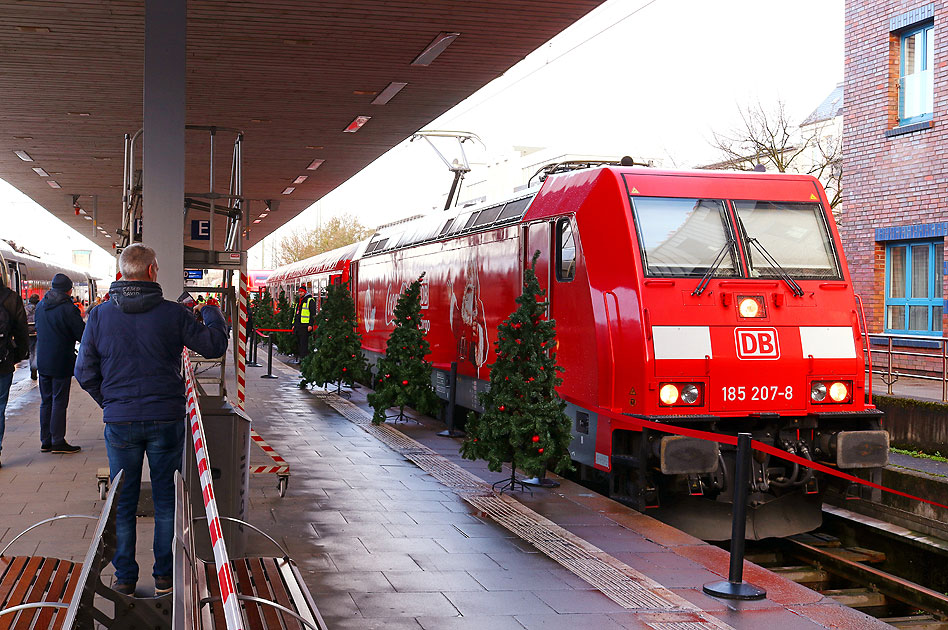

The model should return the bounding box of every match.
[0,470,126,629]
[173,473,326,630]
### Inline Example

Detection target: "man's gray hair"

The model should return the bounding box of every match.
[119,243,157,280]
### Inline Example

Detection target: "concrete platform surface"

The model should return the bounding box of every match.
[0,356,894,629]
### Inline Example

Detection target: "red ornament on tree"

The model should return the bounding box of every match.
[402,380,409,385]
[538,448,544,454]
[499,405,506,411]
[532,435,540,443]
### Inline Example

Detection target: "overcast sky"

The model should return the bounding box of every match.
[0,0,845,276]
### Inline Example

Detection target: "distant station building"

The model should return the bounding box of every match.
[841,1,943,337]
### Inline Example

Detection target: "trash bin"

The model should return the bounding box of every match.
[184,394,251,558]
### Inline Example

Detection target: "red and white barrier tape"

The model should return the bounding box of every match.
[183,352,245,630]
[236,271,248,412]
[561,394,948,512]
[250,429,290,475]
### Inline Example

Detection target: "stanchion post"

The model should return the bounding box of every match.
[260,334,278,380]
[437,361,465,438]
[247,330,262,367]
[703,432,766,600]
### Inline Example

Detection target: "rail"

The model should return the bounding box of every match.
[862,331,948,402]
[183,351,244,630]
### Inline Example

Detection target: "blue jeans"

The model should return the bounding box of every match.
[0,372,12,453]
[105,420,185,584]
[39,375,71,446]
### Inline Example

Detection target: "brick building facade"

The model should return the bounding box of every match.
[842,1,945,341]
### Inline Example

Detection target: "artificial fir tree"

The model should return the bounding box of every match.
[461,252,572,492]
[368,274,440,425]
[300,280,365,392]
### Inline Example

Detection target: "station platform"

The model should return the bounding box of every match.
[0,358,895,630]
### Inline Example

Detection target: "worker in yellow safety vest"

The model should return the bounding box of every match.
[292,285,316,363]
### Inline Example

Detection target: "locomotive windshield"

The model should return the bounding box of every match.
[733,201,841,279]
[631,197,738,277]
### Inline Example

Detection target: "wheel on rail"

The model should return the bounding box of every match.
[278,476,288,498]
[98,480,108,500]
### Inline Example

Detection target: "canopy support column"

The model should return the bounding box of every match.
[143,0,185,297]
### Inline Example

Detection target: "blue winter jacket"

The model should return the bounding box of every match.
[34,290,85,378]
[74,281,229,422]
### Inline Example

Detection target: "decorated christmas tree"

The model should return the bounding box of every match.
[300,280,365,392]
[461,252,572,492]
[274,289,295,355]
[368,274,440,424]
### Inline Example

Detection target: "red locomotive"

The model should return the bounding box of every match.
[268,165,887,539]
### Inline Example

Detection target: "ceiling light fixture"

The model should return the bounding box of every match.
[82,215,92,221]
[46,180,61,188]
[258,213,268,219]
[13,136,33,140]
[16,26,50,33]
[305,145,324,150]
[343,115,371,133]
[67,112,91,117]
[282,187,295,195]
[14,150,33,162]
[293,175,308,184]
[353,90,379,96]
[306,159,324,171]
[253,219,262,224]
[31,167,49,177]
[372,81,408,105]
[411,32,460,66]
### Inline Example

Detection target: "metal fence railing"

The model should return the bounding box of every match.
[863,332,948,402]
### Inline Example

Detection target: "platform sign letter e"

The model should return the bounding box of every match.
[735,328,779,359]
[191,219,210,241]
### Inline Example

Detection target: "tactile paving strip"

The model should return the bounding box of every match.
[314,390,734,629]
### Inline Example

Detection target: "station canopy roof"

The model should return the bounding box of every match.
[0,0,603,252]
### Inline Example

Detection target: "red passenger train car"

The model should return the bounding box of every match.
[269,165,887,539]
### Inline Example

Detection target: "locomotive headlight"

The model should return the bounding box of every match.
[680,384,700,404]
[811,381,827,402]
[738,296,763,318]
[829,381,850,402]
[659,384,679,405]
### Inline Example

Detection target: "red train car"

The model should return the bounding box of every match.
[269,166,887,539]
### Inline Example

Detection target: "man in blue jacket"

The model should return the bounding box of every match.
[75,244,228,597]
[35,273,85,454]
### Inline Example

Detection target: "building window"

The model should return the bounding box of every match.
[885,240,943,334]
[900,23,934,125]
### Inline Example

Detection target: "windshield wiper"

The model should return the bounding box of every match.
[735,214,805,297]
[692,239,735,296]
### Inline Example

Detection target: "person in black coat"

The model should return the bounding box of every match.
[0,276,29,468]
[34,273,85,453]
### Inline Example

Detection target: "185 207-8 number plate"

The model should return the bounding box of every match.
[720,385,793,402]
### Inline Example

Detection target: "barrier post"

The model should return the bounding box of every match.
[261,335,278,380]
[703,432,766,600]
[437,362,465,438]
[247,330,262,367]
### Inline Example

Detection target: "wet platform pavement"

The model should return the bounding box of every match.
[0,358,896,629]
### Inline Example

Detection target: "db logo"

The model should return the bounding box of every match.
[735,328,780,359]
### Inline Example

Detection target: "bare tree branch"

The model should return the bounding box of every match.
[706,100,842,214]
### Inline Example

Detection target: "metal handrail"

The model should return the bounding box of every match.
[862,331,948,402]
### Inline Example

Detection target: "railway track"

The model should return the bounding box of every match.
[744,505,948,629]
